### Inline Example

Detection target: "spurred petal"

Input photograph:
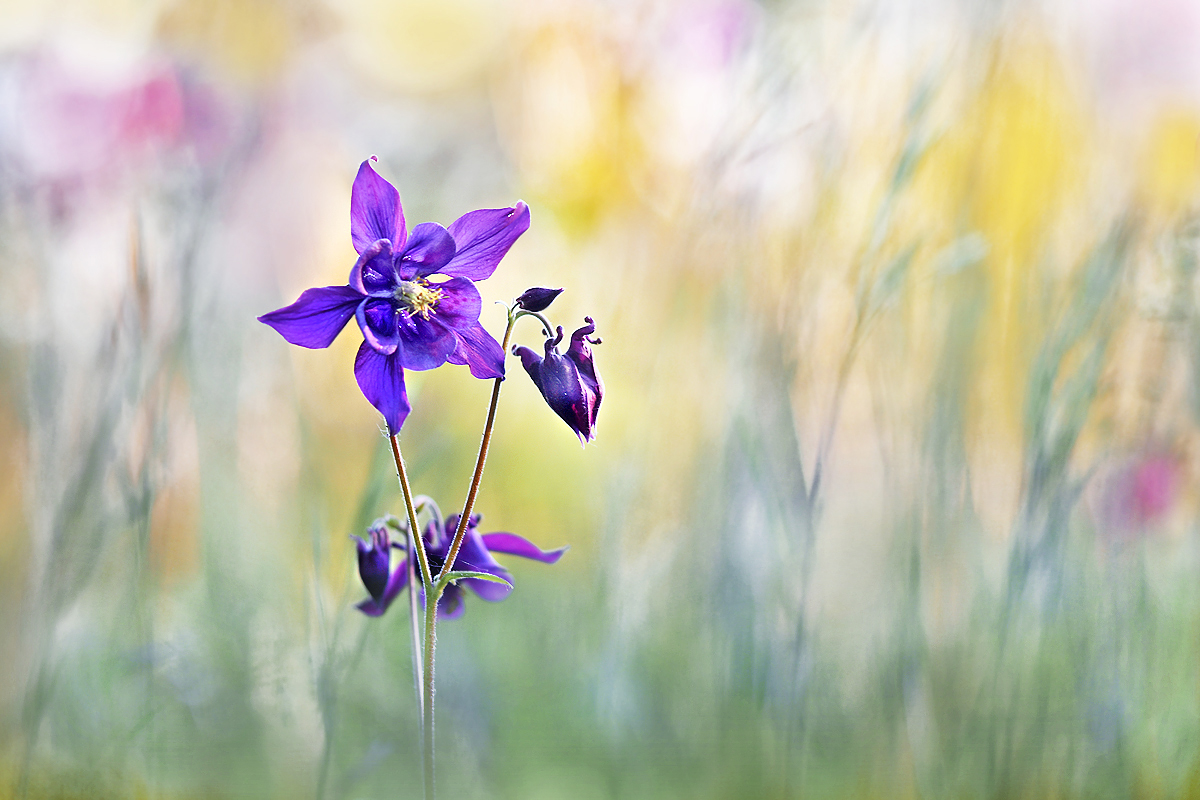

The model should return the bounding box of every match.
[566,317,602,441]
[349,239,398,296]
[447,322,506,379]
[430,277,482,331]
[356,297,400,355]
[351,157,405,254]
[398,222,456,280]
[356,597,387,616]
[355,555,411,617]
[513,344,543,374]
[354,341,411,434]
[259,285,363,349]
[355,524,391,602]
[443,202,530,281]
[482,533,568,564]
[394,312,458,371]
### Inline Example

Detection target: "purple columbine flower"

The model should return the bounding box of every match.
[355,513,567,619]
[514,317,604,446]
[258,157,530,433]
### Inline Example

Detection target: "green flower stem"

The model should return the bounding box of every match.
[418,305,523,800]
[436,308,518,590]
[513,308,554,337]
[390,436,434,589]
[422,573,438,800]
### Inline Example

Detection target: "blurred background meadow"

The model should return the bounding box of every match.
[3,0,1200,797]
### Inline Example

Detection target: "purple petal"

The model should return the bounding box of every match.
[482,533,568,564]
[351,157,405,255]
[259,285,363,349]
[566,318,602,442]
[430,277,482,331]
[354,341,411,434]
[453,525,512,602]
[394,313,458,371]
[356,297,400,355]
[380,557,410,607]
[451,522,504,573]
[349,239,398,296]
[513,344,542,374]
[423,517,448,554]
[355,525,391,602]
[533,350,592,444]
[355,557,411,617]
[447,322,506,379]
[462,570,513,602]
[356,597,388,617]
[443,202,531,281]
[398,222,456,280]
[442,513,468,545]
[567,317,603,394]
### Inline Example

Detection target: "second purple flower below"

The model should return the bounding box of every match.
[354,513,567,619]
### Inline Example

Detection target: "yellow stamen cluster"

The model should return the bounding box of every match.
[394,279,443,319]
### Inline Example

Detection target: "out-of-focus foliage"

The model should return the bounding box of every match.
[2,0,1200,798]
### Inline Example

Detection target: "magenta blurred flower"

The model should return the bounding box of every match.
[514,317,604,445]
[9,54,185,191]
[259,157,530,432]
[355,513,566,619]
[1092,451,1182,541]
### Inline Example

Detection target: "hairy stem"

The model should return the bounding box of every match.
[418,307,522,799]
[387,436,432,783]
[436,312,517,588]
[422,581,437,800]
[390,436,434,588]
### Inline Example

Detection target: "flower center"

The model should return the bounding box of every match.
[393,279,443,319]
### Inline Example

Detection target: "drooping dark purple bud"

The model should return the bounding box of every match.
[514,317,603,445]
[515,287,564,312]
[354,521,391,602]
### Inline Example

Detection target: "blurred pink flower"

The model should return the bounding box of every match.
[5,52,235,195]
[10,55,182,180]
[1091,451,1182,542]
[1090,0,1200,104]
[663,0,751,71]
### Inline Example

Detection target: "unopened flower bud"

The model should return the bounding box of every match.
[515,287,564,312]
